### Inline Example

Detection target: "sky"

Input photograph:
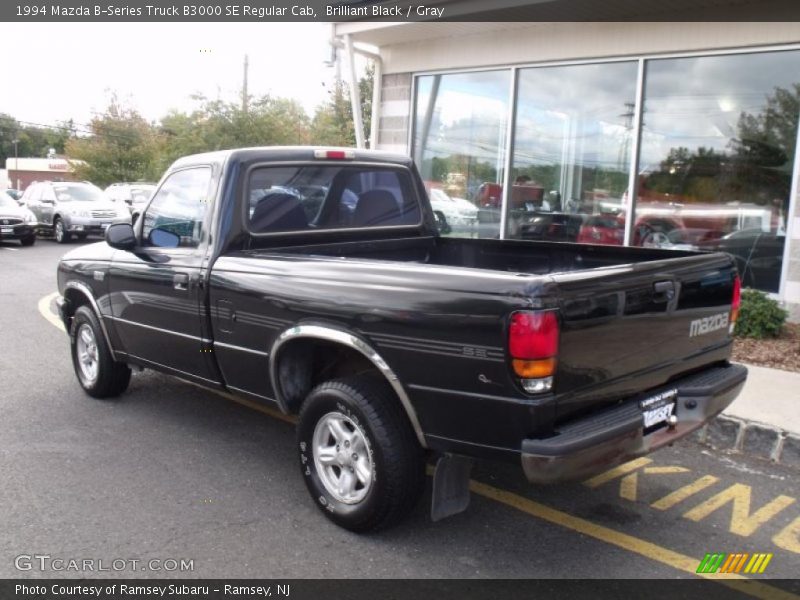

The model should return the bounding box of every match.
[0,22,355,129]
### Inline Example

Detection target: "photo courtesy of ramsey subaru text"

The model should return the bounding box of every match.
[55,147,746,532]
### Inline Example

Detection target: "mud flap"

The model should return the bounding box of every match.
[431,453,474,522]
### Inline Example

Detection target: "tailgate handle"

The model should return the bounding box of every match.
[653,280,675,302]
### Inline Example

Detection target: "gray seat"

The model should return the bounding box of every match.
[250,192,308,233]
[352,189,401,227]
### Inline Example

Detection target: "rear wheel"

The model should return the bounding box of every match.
[70,306,131,398]
[54,218,71,243]
[20,235,35,246]
[296,375,425,532]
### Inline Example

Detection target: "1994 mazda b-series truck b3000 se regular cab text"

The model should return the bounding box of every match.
[56,147,747,532]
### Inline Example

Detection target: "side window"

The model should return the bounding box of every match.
[41,186,56,202]
[21,185,37,204]
[142,167,212,249]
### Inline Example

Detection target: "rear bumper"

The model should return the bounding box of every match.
[521,363,747,484]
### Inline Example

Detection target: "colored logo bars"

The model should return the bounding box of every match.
[696,552,773,574]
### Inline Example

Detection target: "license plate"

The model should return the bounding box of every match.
[640,388,678,428]
[0,227,12,234]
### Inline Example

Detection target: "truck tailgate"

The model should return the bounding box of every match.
[550,252,738,422]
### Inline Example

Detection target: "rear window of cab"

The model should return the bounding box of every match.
[245,164,421,235]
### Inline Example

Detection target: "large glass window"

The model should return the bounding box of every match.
[508,61,638,243]
[636,50,800,292]
[411,48,800,294]
[414,70,511,238]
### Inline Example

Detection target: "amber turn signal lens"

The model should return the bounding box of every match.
[512,357,557,378]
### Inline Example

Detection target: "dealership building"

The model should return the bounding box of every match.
[333,18,800,319]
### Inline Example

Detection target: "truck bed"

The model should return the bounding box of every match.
[216,234,736,447]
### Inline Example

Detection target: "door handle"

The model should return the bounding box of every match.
[173,272,189,290]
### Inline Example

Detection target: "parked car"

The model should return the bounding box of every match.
[428,188,478,227]
[105,182,157,222]
[23,181,131,243]
[56,147,746,532]
[698,229,784,292]
[0,192,37,246]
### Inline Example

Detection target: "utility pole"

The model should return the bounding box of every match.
[242,54,249,114]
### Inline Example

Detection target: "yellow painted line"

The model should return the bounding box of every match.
[651,475,720,511]
[583,457,652,488]
[37,294,796,598]
[38,291,64,332]
[468,480,797,599]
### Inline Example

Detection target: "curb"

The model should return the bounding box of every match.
[692,415,800,468]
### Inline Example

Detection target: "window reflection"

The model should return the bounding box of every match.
[414,70,510,238]
[509,61,638,243]
[637,50,800,292]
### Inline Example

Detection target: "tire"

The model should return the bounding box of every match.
[70,305,131,398]
[20,235,36,246]
[54,217,71,243]
[297,375,425,532]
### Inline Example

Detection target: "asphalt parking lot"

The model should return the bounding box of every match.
[1,238,799,591]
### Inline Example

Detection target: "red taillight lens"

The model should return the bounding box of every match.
[509,311,559,360]
[730,275,742,325]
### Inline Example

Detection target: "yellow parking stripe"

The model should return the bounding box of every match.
[38,291,64,332]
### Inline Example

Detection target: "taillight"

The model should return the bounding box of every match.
[508,310,559,394]
[313,149,355,160]
[730,275,741,333]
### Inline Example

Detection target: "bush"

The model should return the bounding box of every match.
[734,288,788,339]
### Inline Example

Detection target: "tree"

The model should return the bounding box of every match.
[310,64,375,147]
[65,98,166,187]
[160,94,310,163]
[0,114,75,165]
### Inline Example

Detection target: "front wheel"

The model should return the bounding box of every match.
[54,218,71,243]
[70,305,131,398]
[296,375,425,532]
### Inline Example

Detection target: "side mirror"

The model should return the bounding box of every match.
[148,227,180,248]
[106,223,137,250]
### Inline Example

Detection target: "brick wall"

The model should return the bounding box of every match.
[376,73,412,155]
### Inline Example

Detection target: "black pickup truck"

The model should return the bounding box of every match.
[57,147,746,532]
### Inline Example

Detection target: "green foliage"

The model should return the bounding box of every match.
[65,98,166,187]
[310,65,374,147]
[734,288,788,339]
[160,94,310,164]
[3,61,376,186]
[0,113,74,164]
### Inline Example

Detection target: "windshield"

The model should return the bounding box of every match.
[53,184,106,202]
